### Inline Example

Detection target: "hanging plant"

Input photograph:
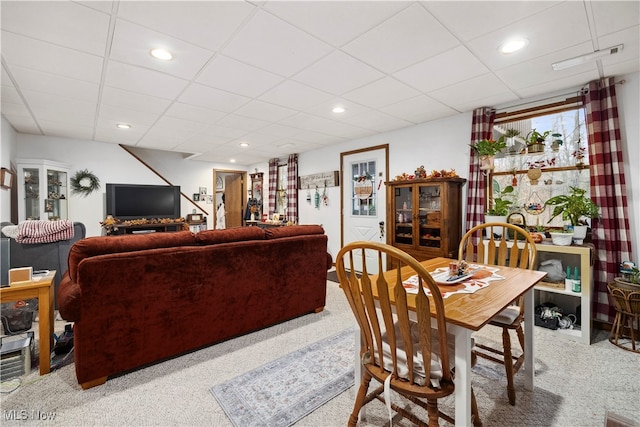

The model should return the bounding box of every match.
[70,169,100,197]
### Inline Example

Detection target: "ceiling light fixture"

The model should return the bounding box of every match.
[239,142,249,148]
[332,106,346,113]
[150,48,173,61]
[499,38,528,54]
[116,123,131,129]
[229,159,236,163]
[552,44,623,71]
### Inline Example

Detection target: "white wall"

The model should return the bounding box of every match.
[0,116,17,222]
[15,134,243,236]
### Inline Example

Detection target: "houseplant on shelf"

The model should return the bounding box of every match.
[485,184,514,238]
[526,129,551,154]
[544,186,601,244]
[469,136,507,170]
[614,262,640,289]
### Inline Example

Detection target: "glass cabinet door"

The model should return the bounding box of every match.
[23,168,40,220]
[46,168,68,220]
[418,184,442,249]
[394,186,413,245]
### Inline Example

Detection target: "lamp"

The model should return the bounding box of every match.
[552,45,623,71]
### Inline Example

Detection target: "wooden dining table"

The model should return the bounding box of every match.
[355,257,547,426]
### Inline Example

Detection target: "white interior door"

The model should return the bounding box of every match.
[341,146,388,273]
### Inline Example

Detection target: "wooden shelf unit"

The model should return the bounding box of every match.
[534,243,593,344]
[387,178,466,262]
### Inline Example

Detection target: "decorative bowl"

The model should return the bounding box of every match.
[550,232,573,246]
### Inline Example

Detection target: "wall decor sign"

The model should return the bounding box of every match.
[1,167,14,189]
[298,171,339,189]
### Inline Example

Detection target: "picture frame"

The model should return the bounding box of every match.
[199,186,207,196]
[1,167,14,189]
[216,176,223,190]
[193,193,200,202]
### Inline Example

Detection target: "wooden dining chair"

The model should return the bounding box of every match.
[458,222,537,406]
[336,241,481,427]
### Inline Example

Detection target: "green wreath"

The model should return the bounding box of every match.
[70,169,100,196]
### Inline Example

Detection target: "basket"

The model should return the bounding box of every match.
[550,232,573,246]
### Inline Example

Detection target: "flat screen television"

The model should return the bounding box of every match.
[106,183,181,220]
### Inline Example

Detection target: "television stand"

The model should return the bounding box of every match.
[112,223,185,235]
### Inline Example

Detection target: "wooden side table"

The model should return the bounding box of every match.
[0,271,56,374]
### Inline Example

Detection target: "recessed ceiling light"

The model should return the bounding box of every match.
[229,159,236,163]
[116,123,131,129]
[332,106,346,113]
[499,38,528,54]
[239,142,249,148]
[150,48,173,61]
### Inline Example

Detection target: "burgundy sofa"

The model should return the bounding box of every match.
[57,225,331,389]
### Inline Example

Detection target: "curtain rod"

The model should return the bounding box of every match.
[496,79,625,114]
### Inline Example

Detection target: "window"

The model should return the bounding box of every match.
[350,160,377,216]
[490,106,591,228]
[275,163,287,215]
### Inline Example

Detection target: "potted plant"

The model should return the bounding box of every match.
[614,262,640,289]
[545,186,601,244]
[526,129,551,153]
[485,184,514,238]
[469,137,507,170]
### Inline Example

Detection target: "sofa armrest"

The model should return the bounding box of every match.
[57,272,81,321]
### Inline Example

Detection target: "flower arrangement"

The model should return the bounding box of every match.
[469,136,506,156]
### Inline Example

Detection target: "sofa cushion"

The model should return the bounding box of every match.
[68,231,197,282]
[195,226,265,245]
[264,224,325,239]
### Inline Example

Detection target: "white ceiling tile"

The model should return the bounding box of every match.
[1,114,40,134]
[110,19,214,80]
[343,77,420,108]
[105,61,189,100]
[95,123,149,144]
[515,71,598,99]
[259,80,334,110]
[380,95,457,124]
[394,45,489,93]
[75,1,114,14]
[591,1,640,37]
[222,10,333,77]
[254,123,306,139]
[1,100,33,120]
[10,65,99,103]
[292,50,384,95]
[1,1,110,55]
[264,1,410,47]
[468,2,592,71]
[303,97,372,122]
[196,55,284,98]
[164,103,227,125]
[424,1,559,41]
[343,3,460,73]
[98,104,161,127]
[22,90,96,124]
[428,74,517,111]
[1,31,104,83]
[216,114,270,133]
[117,1,256,51]
[100,86,172,114]
[199,124,248,140]
[233,100,298,122]
[341,110,414,133]
[38,119,94,140]
[178,83,250,113]
[153,116,209,137]
[278,112,370,138]
[597,26,640,69]
[1,84,24,105]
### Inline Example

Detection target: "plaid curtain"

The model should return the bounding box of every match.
[268,158,278,216]
[465,107,496,231]
[287,154,298,223]
[584,77,634,323]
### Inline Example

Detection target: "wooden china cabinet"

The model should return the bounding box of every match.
[387,178,466,261]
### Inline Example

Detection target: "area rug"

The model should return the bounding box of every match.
[211,328,355,427]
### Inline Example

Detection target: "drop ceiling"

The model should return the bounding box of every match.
[1,1,638,165]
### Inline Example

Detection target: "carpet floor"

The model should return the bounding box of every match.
[0,278,638,426]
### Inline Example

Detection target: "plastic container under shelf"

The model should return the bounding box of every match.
[549,232,573,246]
